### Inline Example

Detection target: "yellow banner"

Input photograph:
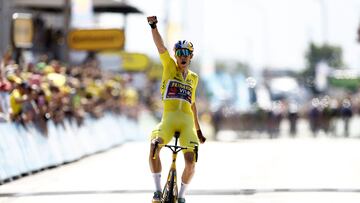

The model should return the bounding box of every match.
[99,51,150,72]
[120,52,150,71]
[68,29,125,50]
[13,13,33,48]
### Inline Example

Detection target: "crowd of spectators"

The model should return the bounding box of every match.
[305,95,358,137]
[1,50,359,139]
[213,94,360,138]
[0,52,141,136]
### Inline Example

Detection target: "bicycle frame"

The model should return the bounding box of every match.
[152,131,198,203]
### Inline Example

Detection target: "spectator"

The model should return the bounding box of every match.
[288,102,299,137]
[340,99,353,137]
[329,99,339,136]
[0,75,11,121]
[48,85,65,128]
[309,98,320,137]
[9,81,29,126]
[31,84,49,135]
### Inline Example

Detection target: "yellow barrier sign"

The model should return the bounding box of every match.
[98,51,150,72]
[68,29,125,50]
[12,13,33,48]
[120,52,150,71]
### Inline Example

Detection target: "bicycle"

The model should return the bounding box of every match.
[152,131,198,203]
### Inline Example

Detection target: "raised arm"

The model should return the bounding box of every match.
[147,16,167,54]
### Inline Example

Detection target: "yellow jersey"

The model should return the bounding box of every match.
[9,89,22,115]
[159,50,199,115]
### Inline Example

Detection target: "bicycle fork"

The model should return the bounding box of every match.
[163,152,179,203]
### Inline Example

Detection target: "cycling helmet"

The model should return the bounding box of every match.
[173,40,194,52]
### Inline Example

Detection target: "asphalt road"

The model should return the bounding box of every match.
[1,137,360,203]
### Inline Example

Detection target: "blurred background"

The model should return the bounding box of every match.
[1,0,360,202]
[1,0,360,139]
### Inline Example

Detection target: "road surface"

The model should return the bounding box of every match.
[1,137,360,203]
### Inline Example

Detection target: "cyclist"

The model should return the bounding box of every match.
[147,16,206,203]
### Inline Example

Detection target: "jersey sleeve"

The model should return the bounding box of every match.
[159,51,176,78]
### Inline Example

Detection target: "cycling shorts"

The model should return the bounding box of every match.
[150,110,199,153]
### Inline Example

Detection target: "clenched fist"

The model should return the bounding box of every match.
[147,16,158,29]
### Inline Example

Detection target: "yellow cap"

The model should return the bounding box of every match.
[6,74,22,84]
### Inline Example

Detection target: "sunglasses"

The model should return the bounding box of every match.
[175,49,191,57]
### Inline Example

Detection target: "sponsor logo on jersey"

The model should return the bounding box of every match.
[164,80,192,103]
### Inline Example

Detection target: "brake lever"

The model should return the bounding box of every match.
[194,145,198,162]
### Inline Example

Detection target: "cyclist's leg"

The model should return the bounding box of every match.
[149,122,173,173]
[149,120,175,201]
[149,122,171,193]
[179,125,199,199]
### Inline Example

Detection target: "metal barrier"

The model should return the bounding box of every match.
[0,113,140,183]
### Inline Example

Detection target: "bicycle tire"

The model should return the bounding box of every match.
[163,170,176,203]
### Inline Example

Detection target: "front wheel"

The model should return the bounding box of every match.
[162,170,177,203]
